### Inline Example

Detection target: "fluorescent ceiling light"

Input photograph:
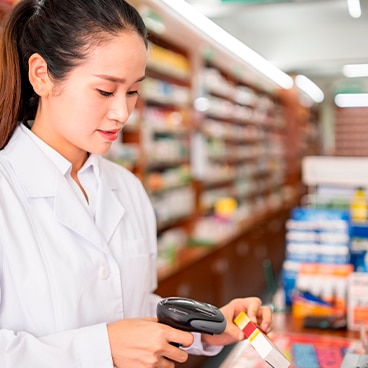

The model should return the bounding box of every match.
[158,0,293,89]
[347,0,361,18]
[335,93,368,107]
[343,64,368,78]
[295,75,324,103]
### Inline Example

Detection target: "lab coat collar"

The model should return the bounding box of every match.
[3,125,125,249]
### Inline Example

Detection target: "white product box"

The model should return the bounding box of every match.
[347,272,368,331]
[234,312,290,368]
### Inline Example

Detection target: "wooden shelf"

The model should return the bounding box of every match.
[157,191,301,284]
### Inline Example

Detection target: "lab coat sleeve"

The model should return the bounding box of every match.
[0,323,114,368]
[187,333,223,356]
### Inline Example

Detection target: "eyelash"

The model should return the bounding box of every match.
[98,89,113,97]
[97,89,139,97]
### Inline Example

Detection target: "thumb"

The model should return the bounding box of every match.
[229,320,245,341]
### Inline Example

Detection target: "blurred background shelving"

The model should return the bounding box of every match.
[122,2,321,327]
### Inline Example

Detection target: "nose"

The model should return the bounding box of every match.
[108,98,130,125]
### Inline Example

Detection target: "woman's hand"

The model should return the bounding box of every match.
[107,317,194,368]
[201,297,272,347]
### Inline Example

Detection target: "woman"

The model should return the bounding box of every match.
[0,0,272,367]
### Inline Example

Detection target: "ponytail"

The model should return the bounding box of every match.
[0,3,25,149]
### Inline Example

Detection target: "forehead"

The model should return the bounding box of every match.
[77,31,148,77]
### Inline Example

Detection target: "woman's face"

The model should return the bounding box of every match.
[32,31,147,165]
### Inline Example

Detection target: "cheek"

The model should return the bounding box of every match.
[61,109,97,139]
[71,100,104,126]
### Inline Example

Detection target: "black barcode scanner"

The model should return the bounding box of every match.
[157,297,226,335]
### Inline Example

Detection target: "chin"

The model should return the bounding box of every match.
[88,145,111,156]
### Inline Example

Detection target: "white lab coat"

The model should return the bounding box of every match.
[0,125,221,367]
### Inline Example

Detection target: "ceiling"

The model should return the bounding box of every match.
[184,0,368,98]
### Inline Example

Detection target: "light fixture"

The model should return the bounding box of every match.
[343,64,368,78]
[335,93,368,107]
[295,75,324,103]
[347,0,361,18]
[157,0,293,90]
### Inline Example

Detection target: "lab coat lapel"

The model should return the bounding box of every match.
[53,175,108,250]
[95,169,125,244]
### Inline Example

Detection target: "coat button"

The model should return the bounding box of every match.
[99,265,110,280]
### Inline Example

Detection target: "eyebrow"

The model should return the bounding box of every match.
[93,74,146,84]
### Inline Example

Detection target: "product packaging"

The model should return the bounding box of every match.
[234,311,290,368]
[347,272,368,331]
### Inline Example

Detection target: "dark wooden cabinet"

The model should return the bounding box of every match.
[156,251,220,304]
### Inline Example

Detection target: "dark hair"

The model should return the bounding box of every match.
[0,0,147,149]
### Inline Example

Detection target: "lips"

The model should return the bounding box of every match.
[97,129,120,142]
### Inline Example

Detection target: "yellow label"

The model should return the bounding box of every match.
[234,311,249,330]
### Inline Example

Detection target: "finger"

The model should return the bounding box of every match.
[166,329,194,348]
[159,356,176,368]
[245,298,263,323]
[162,344,189,364]
[222,297,259,318]
[257,306,273,333]
[230,298,272,334]
[226,320,247,342]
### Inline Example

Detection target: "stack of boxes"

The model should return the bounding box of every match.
[282,207,353,318]
[282,156,368,330]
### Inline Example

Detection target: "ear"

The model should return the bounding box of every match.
[28,53,52,97]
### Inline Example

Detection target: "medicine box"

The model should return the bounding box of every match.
[234,312,290,368]
[347,272,368,331]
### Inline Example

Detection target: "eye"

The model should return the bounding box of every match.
[127,90,139,97]
[97,89,114,97]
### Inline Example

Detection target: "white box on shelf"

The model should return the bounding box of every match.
[302,156,368,187]
[347,272,368,331]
